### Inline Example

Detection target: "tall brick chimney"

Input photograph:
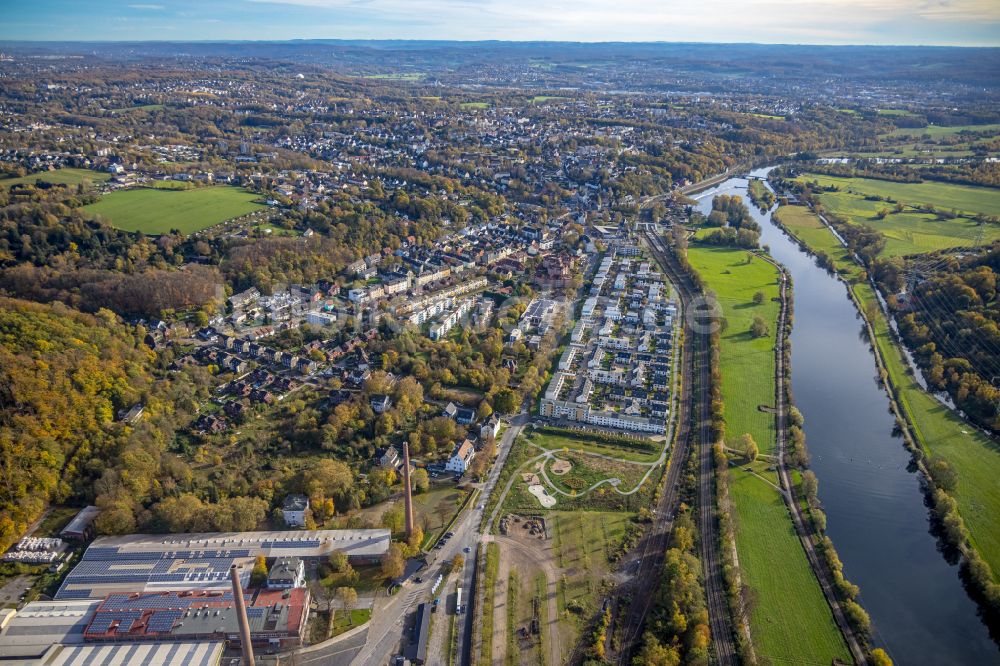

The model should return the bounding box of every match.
[402,442,415,538]
[230,565,256,666]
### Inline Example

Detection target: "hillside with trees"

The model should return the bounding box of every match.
[0,297,155,550]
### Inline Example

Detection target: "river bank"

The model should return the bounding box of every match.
[691,172,998,663]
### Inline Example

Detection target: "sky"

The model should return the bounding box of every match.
[2,0,999,46]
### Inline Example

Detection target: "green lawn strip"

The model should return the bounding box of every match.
[688,243,850,662]
[536,573,550,666]
[776,204,1000,577]
[83,186,264,234]
[330,608,371,637]
[506,572,519,666]
[480,543,500,662]
[730,469,852,665]
[686,246,779,455]
[883,123,1000,139]
[527,429,661,463]
[448,608,458,666]
[0,168,110,189]
[795,172,1000,218]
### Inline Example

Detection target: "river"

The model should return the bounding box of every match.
[692,170,999,664]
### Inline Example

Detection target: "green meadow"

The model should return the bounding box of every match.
[0,167,110,189]
[84,186,264,234]
[687,244,850,663]
[795,173,1000,256]
[884,123,1000,139]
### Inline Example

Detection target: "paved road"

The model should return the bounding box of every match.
[348,411,529,666]
[272,626,368,666]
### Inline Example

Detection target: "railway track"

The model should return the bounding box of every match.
[606,241,691,665]
[643,230,737,666]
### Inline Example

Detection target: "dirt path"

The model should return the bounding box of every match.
[490,538,511,666]
[491,534,562,666]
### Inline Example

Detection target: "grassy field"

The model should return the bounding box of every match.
[687,246,780,454]
[730,463,852,664]
[499,432,659,514]
[550,511,632,638]
[884,123,1000,139]
[687,243,851,664]
[0,167,110,189]
[460,101,489,109]
[330,608,371,637]
[528,429,661,463]
[774,204,1000,577]
[110,103,165,114]
[797,172,1000,218]
[480,543,500,662]
[84,186,264,234]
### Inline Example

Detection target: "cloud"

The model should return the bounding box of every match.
[128,3,166,9]
[240,0,1000,42]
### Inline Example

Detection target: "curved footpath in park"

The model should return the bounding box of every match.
[696,171,998,663]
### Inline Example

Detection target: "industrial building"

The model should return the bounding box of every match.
[0,600,224,666]
[83,588,308,649]
[55,529,390,600]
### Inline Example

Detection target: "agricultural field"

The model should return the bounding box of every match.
[773,203,1000,576]
[0,167,110,189]
[797,173,1000,218]
[876,108,918,117]
[795,173,1000,256]
[687,244,851,663]
[773,206,857,272]
[883,122,1000,139]
[83,186,265,234]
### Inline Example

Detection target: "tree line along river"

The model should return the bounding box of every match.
[693,170,998,665]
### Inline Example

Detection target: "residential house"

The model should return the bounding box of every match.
[445,439,476,474]
[282,494,310,528]
[267,557,306,589]
[370,394,392,414]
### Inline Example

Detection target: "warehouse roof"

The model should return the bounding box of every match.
[0,600,98,659]
[55,529,389,600]
[87,529,390,559]
[83,588,307,642]
[44,641,224,666]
